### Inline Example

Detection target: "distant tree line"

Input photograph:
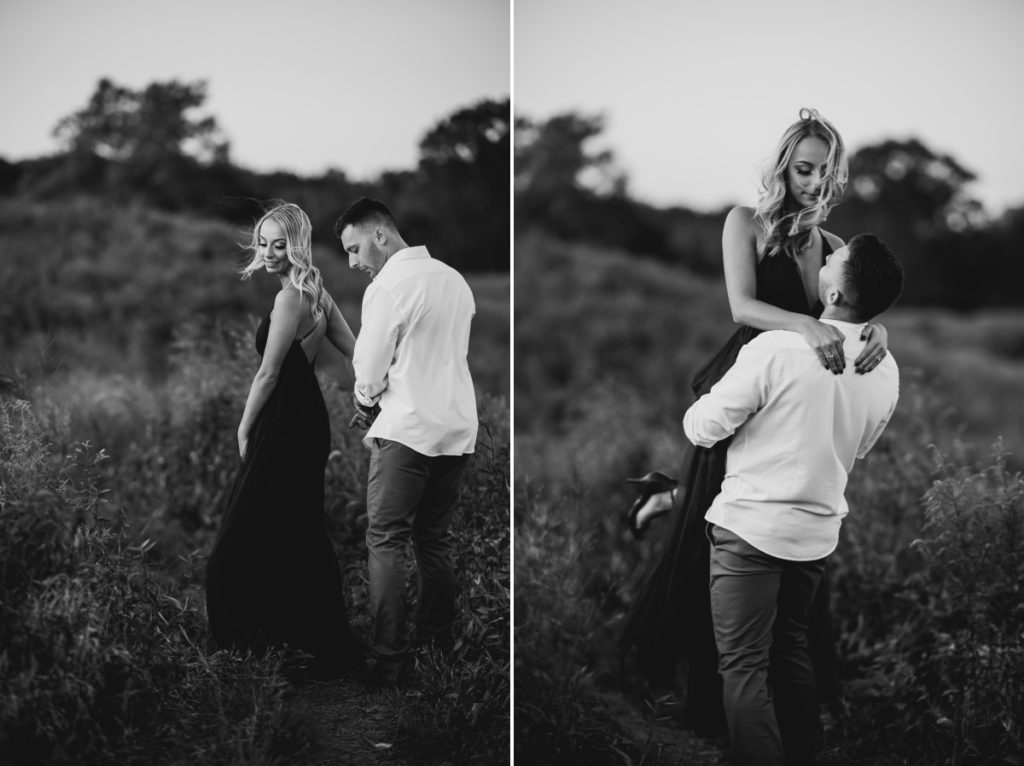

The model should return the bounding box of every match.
[0,79,510,272]
[515,112,1024,309]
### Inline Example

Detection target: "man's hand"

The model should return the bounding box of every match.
[348,395,380,430]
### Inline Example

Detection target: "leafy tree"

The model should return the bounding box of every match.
[53,78,229,165]
[409,98,511,271]
[44,78,231,209]
[515,112,684,257]
[515,112,624,200]
[844,138,984,234]
[829,139,988,305]
[4,81,513,273]
[419,99,509,171]
[515,111,621,242]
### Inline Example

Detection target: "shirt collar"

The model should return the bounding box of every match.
[818,316,868,335]
[377,245,430,278]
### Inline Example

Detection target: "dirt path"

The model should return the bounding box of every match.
[283,672,721,766]
[594,686,728,765]
[283,679,411,766]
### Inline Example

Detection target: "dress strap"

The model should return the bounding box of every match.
[298,312,324,343]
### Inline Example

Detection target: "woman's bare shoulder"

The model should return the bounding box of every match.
[724,205,760,238]
[725,204,757,226]
[272,286,311,320]
[274,285,302,306]
[724,205,763,260]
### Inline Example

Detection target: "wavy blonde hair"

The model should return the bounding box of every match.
[241,201,327,320]
[754,108,848,259]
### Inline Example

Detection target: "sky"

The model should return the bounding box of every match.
[515,0,1024,216]
[4,1,1021,216]
[0,0,509,179]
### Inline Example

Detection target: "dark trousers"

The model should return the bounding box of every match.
[708,524,827,766]
[366,438,468,666]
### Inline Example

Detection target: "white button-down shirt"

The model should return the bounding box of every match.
[684,318,899,561]
[353,246,478,456]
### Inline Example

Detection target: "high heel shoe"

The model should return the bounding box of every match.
[626,471,678,540]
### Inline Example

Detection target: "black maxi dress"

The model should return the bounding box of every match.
[620,236,841,737]
[205,314,362,674]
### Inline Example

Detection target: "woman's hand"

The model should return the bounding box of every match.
[854,323,889,374]
[798,317,847,374]
[238,429,249,459]
[347,394,379,430]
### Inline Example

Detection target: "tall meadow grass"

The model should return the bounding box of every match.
[7,309,510,764]
[514,233,1024,765]
[1,194,510,763]
[0,396,293,765]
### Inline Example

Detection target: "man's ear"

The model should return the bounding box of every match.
[373,226,388,245]
[825,287,842,307]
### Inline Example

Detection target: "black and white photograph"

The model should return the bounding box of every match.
[6,0,1024,763]
[0,1,509,764]
[514,1,1024,764]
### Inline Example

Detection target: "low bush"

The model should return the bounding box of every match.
[7,316,511,765]
[514,481,634,766]
[830,444,1024,765]
[0,397,293,765]
[513,234,1024,765]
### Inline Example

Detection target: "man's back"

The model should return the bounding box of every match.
[685,318,899,560]
[354,246,478,456]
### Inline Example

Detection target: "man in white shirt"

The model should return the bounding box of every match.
[334,198,478,684]
[683,234,904,765]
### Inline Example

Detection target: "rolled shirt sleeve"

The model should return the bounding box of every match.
[691,322,900,561]
[353,284,401,408]
[683,338,776,448]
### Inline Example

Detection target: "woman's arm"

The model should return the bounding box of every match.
[722,206,846,374]
[237,288,304,457]
[855,322,889,374]
[323,293,356,360]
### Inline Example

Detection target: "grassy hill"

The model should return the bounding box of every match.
[513,231,1024,765]
[0,196,508,398]
[0,196,510,765]
[515,229,1024,492]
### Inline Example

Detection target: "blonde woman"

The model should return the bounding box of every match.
[621,109,890,737]
[205,202,362,676]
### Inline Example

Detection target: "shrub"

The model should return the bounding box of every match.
[833,443,1024,765]
[0,397,293,765]
[513,233,1024,765]
[2,195,510,765]
[18,322,511,765]
[514,481,634,765]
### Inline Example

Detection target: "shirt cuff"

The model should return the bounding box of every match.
[683,403,721,448]
[354,386,379,408]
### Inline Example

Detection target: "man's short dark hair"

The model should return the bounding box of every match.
[333,197,398,239]
[842,233,905,321]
